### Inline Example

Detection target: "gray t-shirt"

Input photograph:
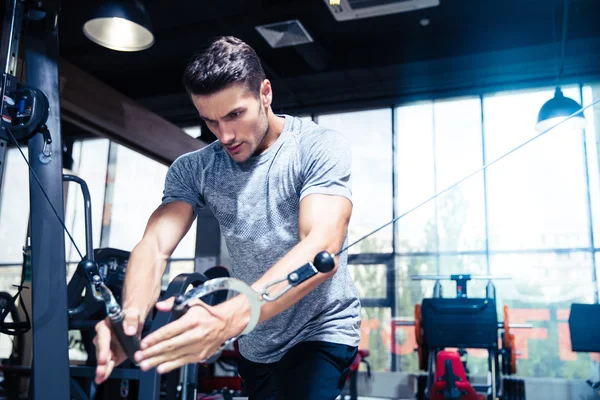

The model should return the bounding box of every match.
[161,114,361,363]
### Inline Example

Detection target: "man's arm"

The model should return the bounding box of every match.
[216,192,352,338]
[121,201,196,324]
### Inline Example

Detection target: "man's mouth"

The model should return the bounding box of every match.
[226,143,242,153]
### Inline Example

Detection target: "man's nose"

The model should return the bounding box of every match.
[220,128,235,145]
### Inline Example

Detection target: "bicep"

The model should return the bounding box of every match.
[142,201,196,259]
[298,194,352,251]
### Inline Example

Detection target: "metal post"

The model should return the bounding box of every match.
[0,0,24,199]
[0,140,6,203]
[23,2,71,398]
[195,208,221,273]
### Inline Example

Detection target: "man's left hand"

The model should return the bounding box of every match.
[134,297,229,374]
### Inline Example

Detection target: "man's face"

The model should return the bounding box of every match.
[191,81,271,163]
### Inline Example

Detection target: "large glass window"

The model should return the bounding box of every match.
[104,143,197,260]
[394,98,486,255]
[64,139,110,262]
[330,83,600,379]
[483,86,589,251]
[490,252,595,379]
[0,147,30,265]
[583,84,600,258]
[316,108,393,254]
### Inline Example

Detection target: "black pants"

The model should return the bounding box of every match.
[237,341,358,400]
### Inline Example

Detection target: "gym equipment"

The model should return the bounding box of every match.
[1,0,598,397]
[62,174,239,400]
[411,274,529,400]
[347,349,371,400]
[568,303,600,393]
[170,251,336,363]
[0,286,30,337]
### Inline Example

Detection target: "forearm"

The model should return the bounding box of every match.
[122,239,169,321]
[217,231,341,338]
[121,202,196,320]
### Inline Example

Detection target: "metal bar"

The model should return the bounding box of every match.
[347,252,394,264]
[194,207,220,274]
[360,298,392,308]
[390,104,397,372]
[480,94,491,274]
[63,174,94,259]
[390,320,415,326]
[99,141,117,247]
[580,83,600,303]
[431,102,440,274]
[69,366,142,380]
[396,247,597,257]
[0,139,6,207]
[24,5,71,399]
[0,0,23,198]
[411,274,511,280]
[69,378,90,400]
[0,0,23,75]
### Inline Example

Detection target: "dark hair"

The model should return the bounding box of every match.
[182,36,266,97]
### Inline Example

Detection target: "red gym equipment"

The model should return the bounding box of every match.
[412,274,527,400]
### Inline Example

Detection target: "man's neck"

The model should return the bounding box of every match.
[259,110,286,152]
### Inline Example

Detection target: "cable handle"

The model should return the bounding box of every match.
[109,305,141,365]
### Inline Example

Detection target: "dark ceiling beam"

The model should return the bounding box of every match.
[58,58,206,165]
[135,36,600,122]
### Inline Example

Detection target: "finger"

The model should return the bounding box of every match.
[100,357,116,384]
[155,297,175,312]
[95,320,112,365]
[95,353,115,384]
[123,308,141,336]
[140,313,195,350]
[137,326,199,366]
[156,353,199,375]
[139,337,205,372]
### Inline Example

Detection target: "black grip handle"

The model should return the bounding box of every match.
[172,296,188,320]
[110,312,141,365]
[313,251,335,273]
[429,302,489,313]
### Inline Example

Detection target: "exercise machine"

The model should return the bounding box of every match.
[411,274,529,400]
[568,303,600,394]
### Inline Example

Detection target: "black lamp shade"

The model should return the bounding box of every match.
[83,0,154,52]
[535,87,586,132]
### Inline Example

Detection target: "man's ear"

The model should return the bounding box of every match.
[261,79,273,107]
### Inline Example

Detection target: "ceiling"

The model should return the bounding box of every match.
[55,0,600,128]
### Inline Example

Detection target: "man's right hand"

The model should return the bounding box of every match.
[93,308,142,385]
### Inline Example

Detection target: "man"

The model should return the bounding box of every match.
[94,36,361,399]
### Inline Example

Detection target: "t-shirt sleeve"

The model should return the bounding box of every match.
[161,155,205,216]
[300,128,352,202]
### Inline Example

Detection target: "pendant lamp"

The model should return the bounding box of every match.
[535,87,587,132]
[83,0,155,52]
[535,0,585,132]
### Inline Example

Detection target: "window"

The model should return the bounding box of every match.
[0,147,30,265]
[490,252,595,379]
[483,86,589,251]
[316,108,393,254]
[433,98,486,253]
[358,306,392,372]
[104,143,197,260]
[395,103,436,253]
[63,139,110,262]
[583,84,600,254]
[395,98,486,255]
[389,85,599,380]
[349,264,388,299]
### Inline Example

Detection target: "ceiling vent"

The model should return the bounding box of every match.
[324,0,440,22]
[255,19,314,48]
